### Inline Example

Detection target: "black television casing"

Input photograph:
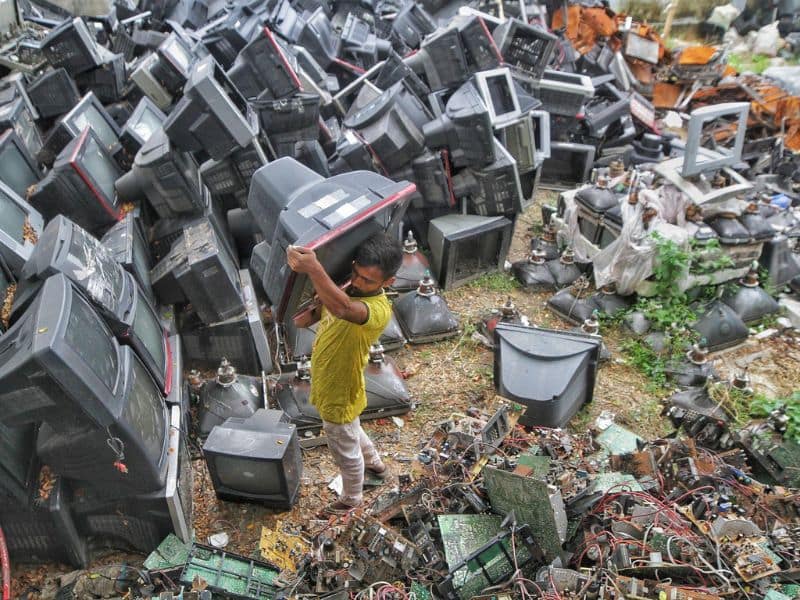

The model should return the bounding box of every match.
[203,409,302,508]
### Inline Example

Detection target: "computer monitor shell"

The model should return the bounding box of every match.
[682,102,750,178]
[428,213,513,289]
[0,85,43,159]
[0,128,41,198]
[474,68,522,127]
[203,409,302,508]
[35,344,170,493]
[101,212,155,302]
[0,180,43,275]
[0,273,129,428]
[130,53,174,111]
[118,97,167,166]
[41,18,104,74]
[40,92,122,165]
[163,55,259,160]
[26,67,82,120]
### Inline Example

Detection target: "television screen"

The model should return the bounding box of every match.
[0,129,40,198]
[81,131,121,202]
[0,273,127,428]
[0,186,26,244]
[214,456,283,495]
[63,93,121,155]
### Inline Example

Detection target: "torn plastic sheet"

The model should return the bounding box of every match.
[593,200,690,295]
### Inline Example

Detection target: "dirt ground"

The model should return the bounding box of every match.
[10,190,800,595]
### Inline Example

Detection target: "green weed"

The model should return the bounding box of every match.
[467,272,520,293]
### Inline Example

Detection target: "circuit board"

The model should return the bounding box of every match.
[438,514,505,569]
[258,521,310,574]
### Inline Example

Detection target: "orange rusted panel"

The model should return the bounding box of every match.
[678,46,717,65]
[653,82,681,108]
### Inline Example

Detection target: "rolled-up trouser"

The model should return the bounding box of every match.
[323,416,382,506]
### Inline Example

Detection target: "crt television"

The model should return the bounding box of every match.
[428,213,514,290]
[0,180,43,275]
[39,91,122,166]
[163,54,259,160]
[0,128,41,198]
[101,212,155,300]
[22,215,170,394]
[41,17,105,74]
[0,271,170,492]
[35,344,170,494]
[203,409,302,509]
[258,157,414,323]
[28,128,123,234]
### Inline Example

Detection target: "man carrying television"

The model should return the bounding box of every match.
[287,233,403,514]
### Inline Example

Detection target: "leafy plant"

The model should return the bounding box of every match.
[649,233,690,301]
[749,391,800,444]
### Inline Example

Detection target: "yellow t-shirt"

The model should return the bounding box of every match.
[309,292,391,424]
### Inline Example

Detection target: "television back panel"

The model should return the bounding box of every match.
[101,212,154,302]
[173,219,244,324]
[428,213,513,289]
[0,477,88,568]
[493,322,600,428]
[261,162,414,320]
[23,215,133,323]
[26,67,81,119]
[41,18,104,74]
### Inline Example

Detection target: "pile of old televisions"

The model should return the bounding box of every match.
[0,0,665,568]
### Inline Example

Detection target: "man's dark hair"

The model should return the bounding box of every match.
[355,232,403,278]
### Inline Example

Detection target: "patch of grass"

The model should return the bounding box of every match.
[621,338,668,392]
[467,272,520,293]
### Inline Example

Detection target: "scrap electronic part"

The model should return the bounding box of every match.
[345,513,420,582]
